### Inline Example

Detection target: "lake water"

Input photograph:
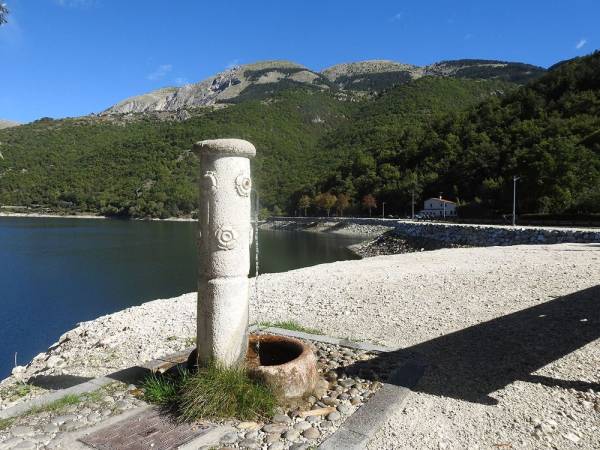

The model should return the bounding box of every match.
[0,217,363,378]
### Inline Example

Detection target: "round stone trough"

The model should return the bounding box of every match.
[247,334,319,400]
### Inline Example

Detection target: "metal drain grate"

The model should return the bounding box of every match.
[79,408,214,450]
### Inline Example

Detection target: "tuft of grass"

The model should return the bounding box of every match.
[84,389,103,403]
[178,362,276,421]
[141,363,276,422]
[257,321,321,335]
[0,417,15,431]
[2,393,83,431]
[14,383,31,398]
[141,370,187,406]
[0,383,34,402]
[28,394,81,415]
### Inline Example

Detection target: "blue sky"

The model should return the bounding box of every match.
[1,0,598,123]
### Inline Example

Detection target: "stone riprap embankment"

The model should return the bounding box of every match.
[265,217,600,247]
[348,232,469,258]
[393,221,600,246]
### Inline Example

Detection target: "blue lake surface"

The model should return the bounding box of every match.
[0,217,362,378]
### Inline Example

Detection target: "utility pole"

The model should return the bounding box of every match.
[411,190,415,219]
[382,202,386,218]
[512,176,520,226]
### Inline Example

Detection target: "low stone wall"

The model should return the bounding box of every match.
[394,221,600,246]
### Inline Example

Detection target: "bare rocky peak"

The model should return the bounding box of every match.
[0,119,20,129]
[103,58,545,115]
[320,58,544,85]
[102,60,320,115]
[240,60,307,71]
[425,60,510,76]
[321,60,421,81]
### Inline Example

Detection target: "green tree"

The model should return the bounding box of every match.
[259,208,272,220]
[362,194,377,216]
[298,195,311,216]
[0,3,8,26]
[335,193,350,217]
[314,192,337,217]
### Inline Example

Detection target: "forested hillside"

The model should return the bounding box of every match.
[0,53,597,218]
[0,77,510,217]
[0,91,354,217]
[305,52,600,217]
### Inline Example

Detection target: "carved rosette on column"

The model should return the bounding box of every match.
[193,139,256,368]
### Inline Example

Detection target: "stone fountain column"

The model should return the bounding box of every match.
[193,138,256,367]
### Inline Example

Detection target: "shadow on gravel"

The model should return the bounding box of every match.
[28,366,150,389]
[348,284,600,405]
[28,374,93,389]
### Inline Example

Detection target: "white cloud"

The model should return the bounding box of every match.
[390,12,403,22]
[55,0,97,7]
[147,64,173,81]
[575,38,587,49]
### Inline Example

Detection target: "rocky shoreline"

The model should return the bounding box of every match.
[258,219,469,258]
[0,212,197,222]
[0,212,106,220]
[348,230,469,258]
[259,219,393,236]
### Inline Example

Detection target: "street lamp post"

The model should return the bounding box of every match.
[512,176,520,226]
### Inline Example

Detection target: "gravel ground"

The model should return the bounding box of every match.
[255,243,600,449]
[2,243,599,449]
[0,382,145,449]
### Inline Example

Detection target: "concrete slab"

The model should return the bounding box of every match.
[260,326,392,353]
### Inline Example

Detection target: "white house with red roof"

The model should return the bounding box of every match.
[420,196,457,217]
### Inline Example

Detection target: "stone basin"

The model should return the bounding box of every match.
[247,334,319,400]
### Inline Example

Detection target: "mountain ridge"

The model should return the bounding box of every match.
[103,60,329,115]
[103,58,546,115]
[0,119,19,129]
